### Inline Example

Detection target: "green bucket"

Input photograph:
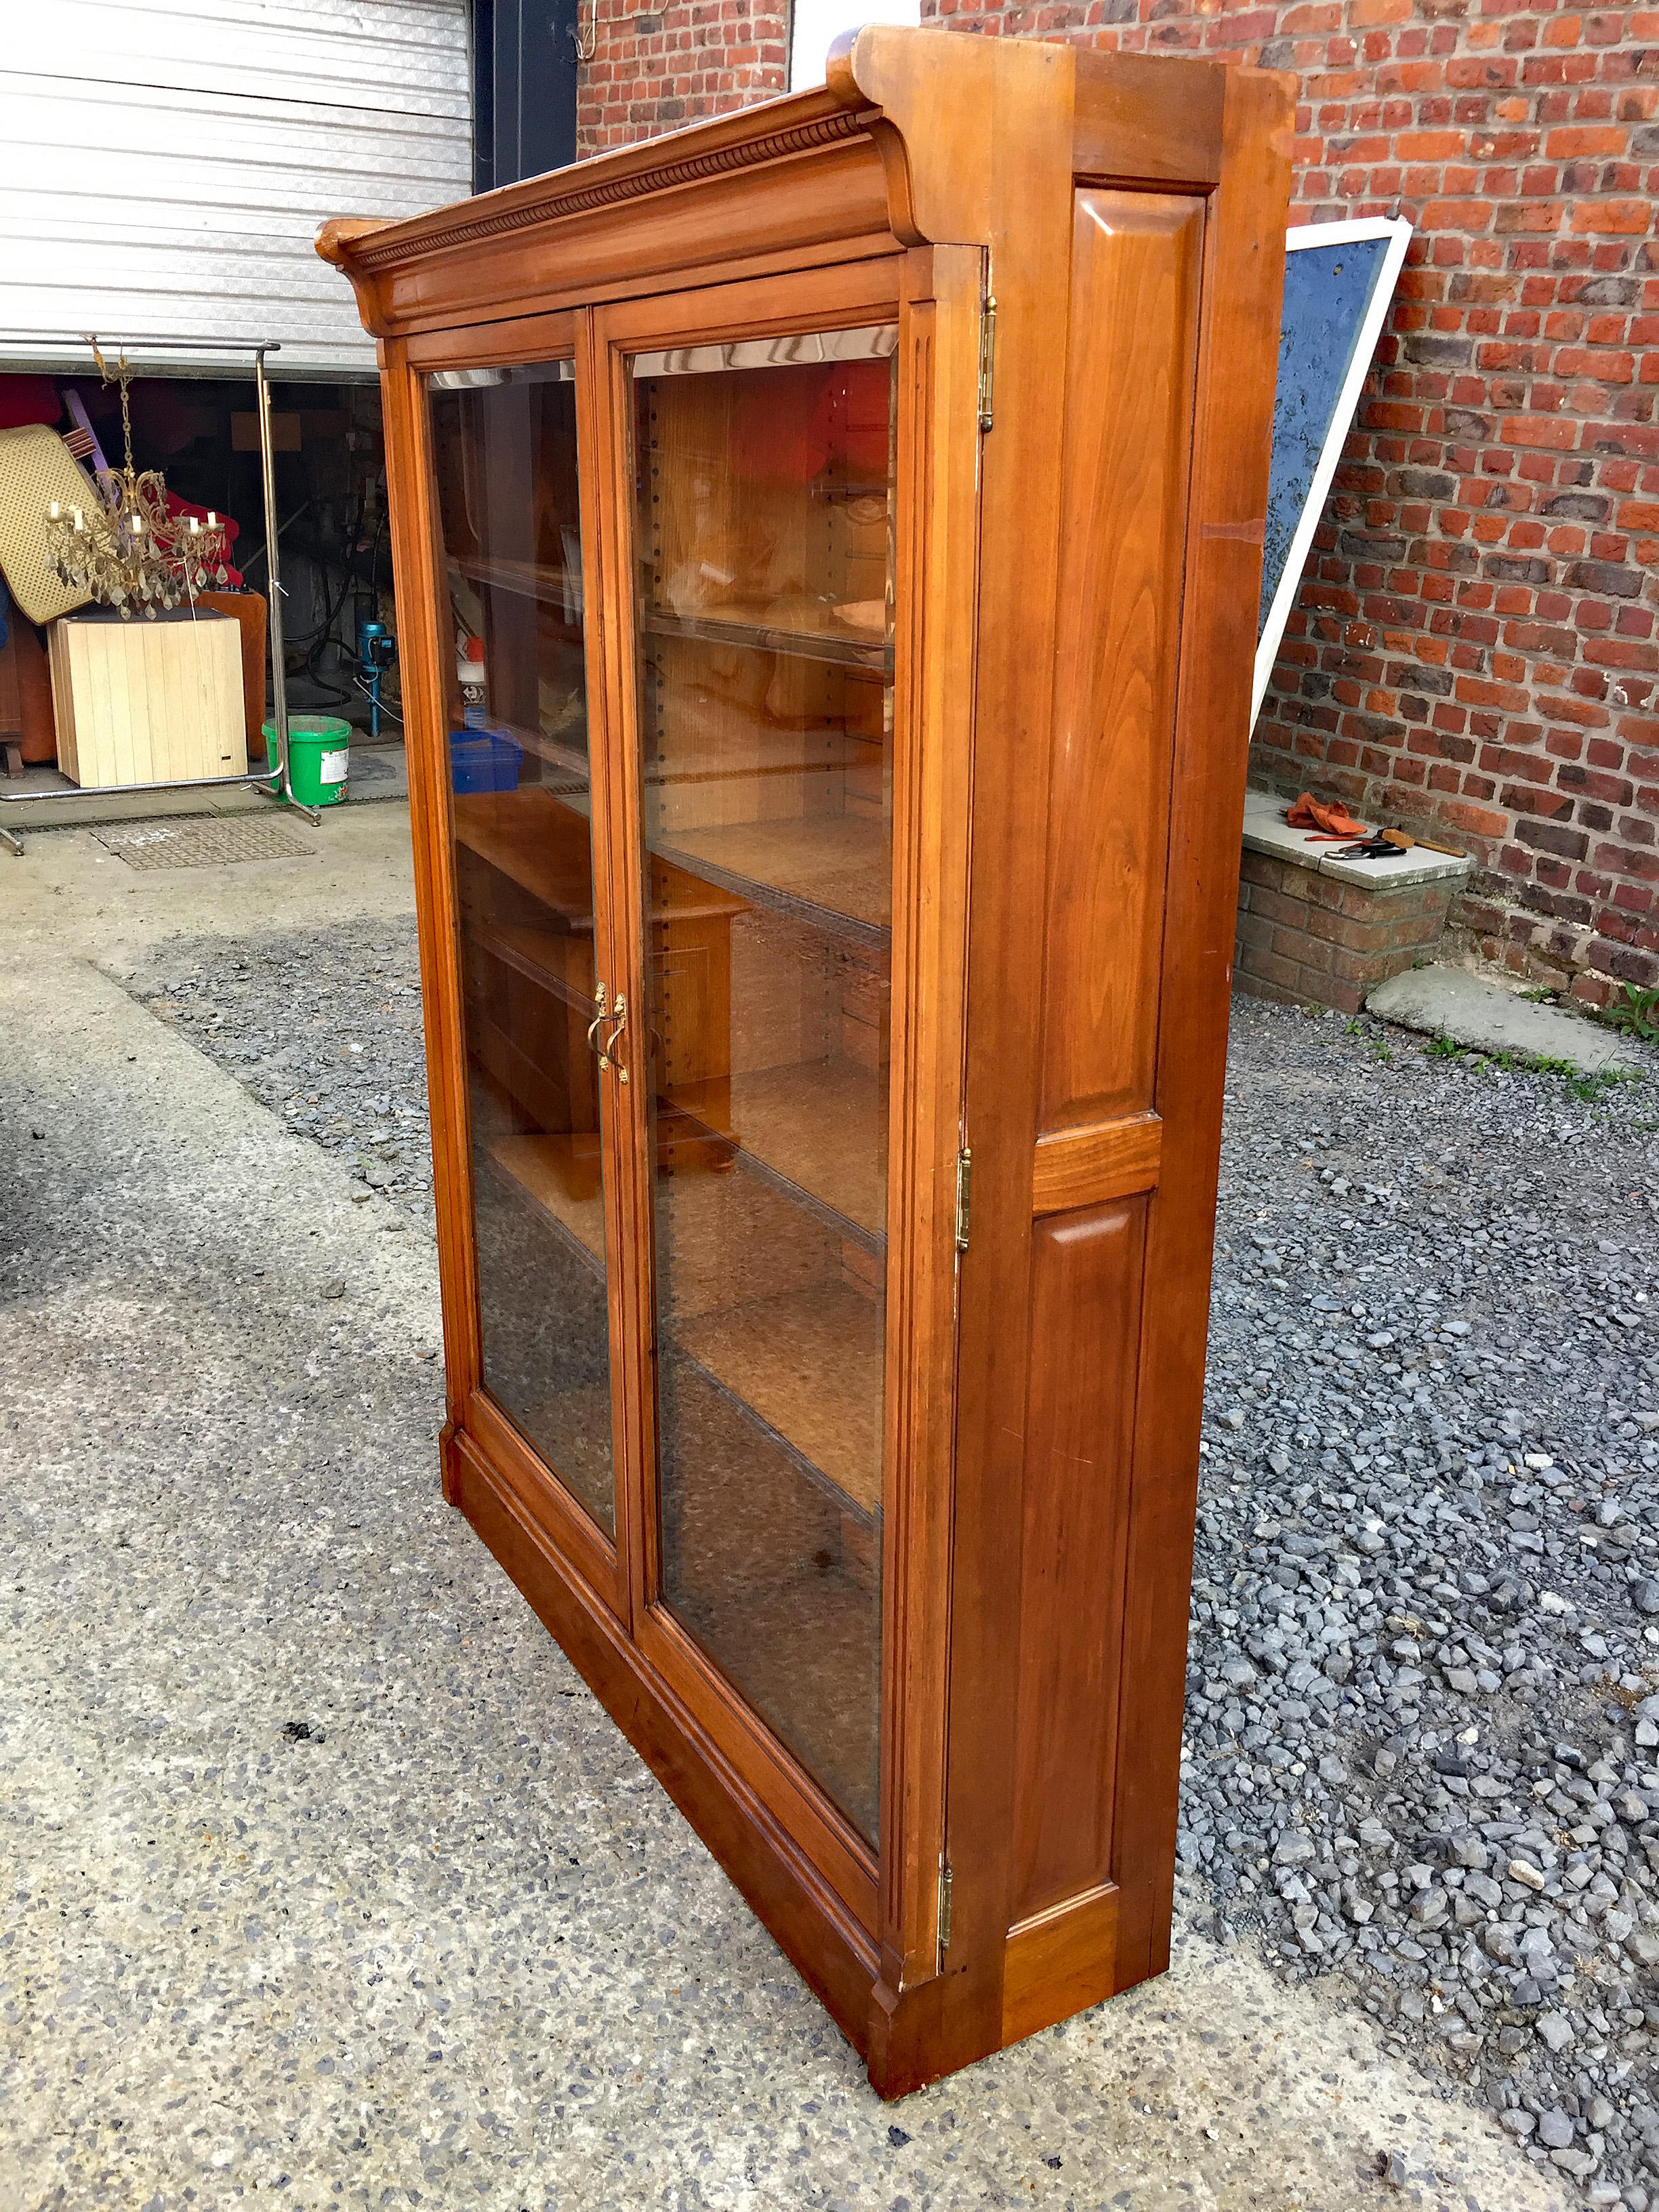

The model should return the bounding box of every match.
[263,715,352,807]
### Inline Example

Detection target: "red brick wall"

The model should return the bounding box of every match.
[575,5,1659,1002]
[576,0,785,154]
[920,0,1659,1002]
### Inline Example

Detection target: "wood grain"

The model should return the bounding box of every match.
[1031,1111,1162,1216]
[1038,192,1202,1133]
[49,612,245,787]
[350,142,901,340]
[1000,1883,1121,2047]
[871,242,981,2029]
[1010,1203,1145,1925]
[1107,62,1294,1998]
[1071,48,1227,189]
[379,346,487,1494]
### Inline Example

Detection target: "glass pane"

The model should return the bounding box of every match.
[632,325,897,1840]
[428,361,615,1539]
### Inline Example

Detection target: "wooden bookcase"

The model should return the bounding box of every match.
[321,29,1291,2096]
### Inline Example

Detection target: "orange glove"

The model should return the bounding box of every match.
[1285,792,1369,838]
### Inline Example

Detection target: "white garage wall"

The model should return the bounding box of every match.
[0,0,472,377]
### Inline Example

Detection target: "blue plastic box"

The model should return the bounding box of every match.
[449,725,524,794]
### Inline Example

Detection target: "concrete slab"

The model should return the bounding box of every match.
[3,801,417,962]
[0,824,1571,2211]
[1242,788,1474,895]
[1366,960,1644,1073]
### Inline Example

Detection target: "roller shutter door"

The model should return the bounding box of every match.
[0,0,472,378]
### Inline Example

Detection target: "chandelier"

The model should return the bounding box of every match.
[46,347,231,619]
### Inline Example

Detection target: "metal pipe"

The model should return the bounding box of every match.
[0,769,298,804]
[41,333,291,351]
[253,347,294,811]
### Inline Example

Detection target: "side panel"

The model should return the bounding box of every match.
[1008,1202,1145,1923]
[1039,193,1203,1134]
[1001,187,1205,1973]
[1108,64,1292,1996]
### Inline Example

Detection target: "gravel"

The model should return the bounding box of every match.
[125,930,1659,2205]
[125,928,435,1238]
[1189,995,1659,2209]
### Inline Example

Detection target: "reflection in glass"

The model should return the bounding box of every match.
[632,327,897,1839]
[428,362,615,1537]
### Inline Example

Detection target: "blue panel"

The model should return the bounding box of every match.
[1260,237,1395,632]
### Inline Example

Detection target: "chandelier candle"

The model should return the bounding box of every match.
[46,351,231,617]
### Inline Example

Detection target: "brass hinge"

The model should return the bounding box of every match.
[954,1147,972,1252]
[938,1862,954,1959]
[977,290,997,432]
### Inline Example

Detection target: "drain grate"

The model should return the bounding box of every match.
[92,816,317,870]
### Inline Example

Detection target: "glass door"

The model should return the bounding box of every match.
[426,359,621,1549]
[625,326,898,1843]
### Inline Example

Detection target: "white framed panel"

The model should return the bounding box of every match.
[1254,216,1413,725]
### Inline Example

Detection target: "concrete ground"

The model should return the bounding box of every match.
[0,812,1571,2211]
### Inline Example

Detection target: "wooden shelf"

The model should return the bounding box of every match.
[476,714,592,788]
[489,1130,882,1521]
[668,1056,886,1247]
[457,785,745,930]
[451,552,581,610]
[651,813,889,944]
[641,600,893,675]
[489,1132,606,1269]
[474,920,591,1013]
[454,787,598,928]
[674,1282,883,1520]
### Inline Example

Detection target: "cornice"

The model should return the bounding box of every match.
[338,103,882,279]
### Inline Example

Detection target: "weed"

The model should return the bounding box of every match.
[1342,1015,1395,1063]
[1594,983,1659,1045]
[1418,1032,1643,1099]
[1568,1067,1640,1104]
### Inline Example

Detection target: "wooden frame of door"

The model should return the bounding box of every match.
[383,248,981,1984]
[383,315,633,1626]
[582,249,980,1959]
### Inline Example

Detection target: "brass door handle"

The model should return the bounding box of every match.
[602,994,628,1082]
[586,982,609,1062]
